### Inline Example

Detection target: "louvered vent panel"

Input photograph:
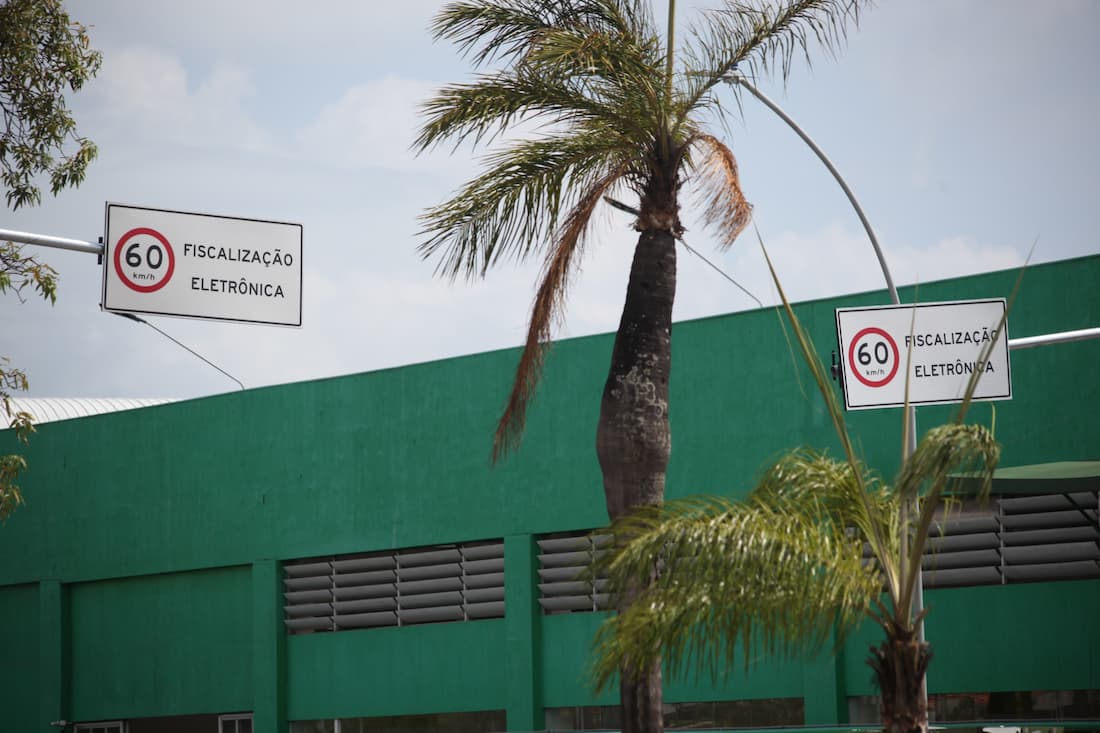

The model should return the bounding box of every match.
[996,491,1099,584]
[922,510,1001,588]
[920,491,1098,589]
[537,532,612,614]
[540,494,1098,615]
[283,539,505,634]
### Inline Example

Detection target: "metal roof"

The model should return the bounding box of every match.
[5,397,176,425]
[950,461,1100,495]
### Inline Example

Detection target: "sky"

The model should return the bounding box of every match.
[4,0,1099,400]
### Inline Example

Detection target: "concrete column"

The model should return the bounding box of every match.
[38,579,68,732]
[801,630,846,726]
[253,560,287,733]
[504,534,544,732]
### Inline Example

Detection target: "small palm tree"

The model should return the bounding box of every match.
[417,2,867,730]
[592,257,1005,733]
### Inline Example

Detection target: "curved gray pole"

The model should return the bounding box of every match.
[726,72,916,442]
[728,73,901,308]
[728,72,928,705]
[727,72,918,448]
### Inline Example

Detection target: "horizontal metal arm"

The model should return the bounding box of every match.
[1009,327,1100,350]
[0,227,102,255]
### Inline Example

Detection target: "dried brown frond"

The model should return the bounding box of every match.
[691,133,752,249]
[492,167,626,461]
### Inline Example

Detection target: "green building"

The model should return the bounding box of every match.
[1,256,1098,733]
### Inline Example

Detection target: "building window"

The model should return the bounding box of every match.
[849,688,1100,724]
[283,539,505,634]
[219,713,253,733]
[536,530,612,614]
[74,724,124,733]
[289,710,506,733]
[545,699,804,730]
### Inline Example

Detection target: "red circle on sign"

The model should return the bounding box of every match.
[114,227,175,293]
[848,327,900,388]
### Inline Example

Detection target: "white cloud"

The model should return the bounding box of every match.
[82,2,447,70]
[295,77,460,172]
[87,47,271,152]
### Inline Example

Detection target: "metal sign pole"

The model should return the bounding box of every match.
[1,228,101,255]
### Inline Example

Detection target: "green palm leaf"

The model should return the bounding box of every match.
[418,128,633,278]
[593,489,880,691]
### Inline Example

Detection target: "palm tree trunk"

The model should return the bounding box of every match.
[620,660,664,733]
[597,228,676,519]
[867,625,933,733]
[597,228,677,733]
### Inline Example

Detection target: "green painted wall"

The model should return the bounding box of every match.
[841,580,1100,697]
[0,584,39,732]
[68,566,252,721]
[1,257,1097,586]
[541,613,807,708]
[0,256,1097,730]
[287,620,508,720]
[918,581,1099,694]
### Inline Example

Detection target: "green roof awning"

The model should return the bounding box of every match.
[950,460,1100,495]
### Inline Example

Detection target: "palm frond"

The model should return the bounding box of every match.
[415,71,638,153]
[520,1,661,75]
[432,0,655,69]
[418,129,633,279]
[431,0,560,67]
[592,493,879,691]
[522,24,665,111]
[896,424,1000,508]
[678,0,867,119]
[895,423,999,616]
[751,448,886,537]
[760,237,930,605]
[491,166,627,460]
[687,133,752,248]
[421,1,667,156]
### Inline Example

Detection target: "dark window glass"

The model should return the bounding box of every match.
[850,689,1100,724]
[289,722,335,733]
[545,699,802,731]
[293,710,506,733]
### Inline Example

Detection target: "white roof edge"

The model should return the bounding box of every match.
[4,397,177,425]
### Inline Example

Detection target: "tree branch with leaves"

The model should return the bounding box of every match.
[1,0,101,520]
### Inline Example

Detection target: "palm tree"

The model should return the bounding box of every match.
[416,2,867,730]
[591,258,1006,733]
